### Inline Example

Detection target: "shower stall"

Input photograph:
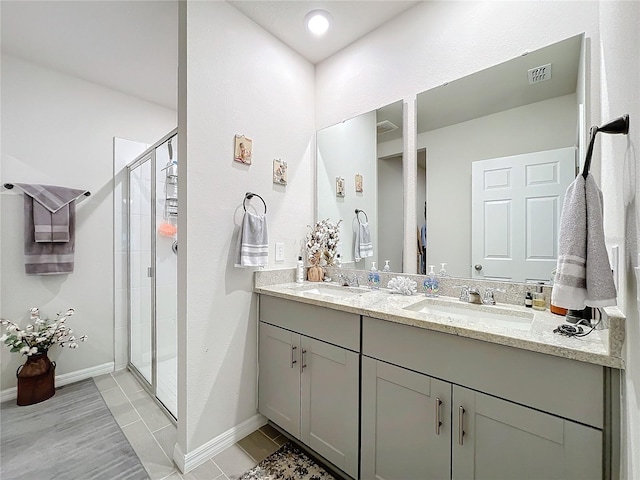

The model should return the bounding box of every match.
[126,129,178,419]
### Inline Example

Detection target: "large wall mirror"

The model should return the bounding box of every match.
[317,100,405,272]
[316,33,585,283]
[418,33,586,283]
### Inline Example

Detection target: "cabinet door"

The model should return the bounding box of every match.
[452,385,602,480]
[300,336,359,479]
[361,357,452,480]
[258,323,301,438]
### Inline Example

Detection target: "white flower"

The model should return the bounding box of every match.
[28,347,38,355]
[0,334,7,342]
[26,324,34,332]
[20,346,30,354]
[29,307,39,319]
[69,336,76,342]
[79,335,88,342]
[8,325,18,333]
[69,342,78,349]
[36,337,47,343]
[65,308,75,316]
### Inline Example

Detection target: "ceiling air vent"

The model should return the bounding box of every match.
[528,63,552,84]
[377,120,399,135]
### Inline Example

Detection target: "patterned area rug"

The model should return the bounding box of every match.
[1,379,148,480]
[239,442,336,480]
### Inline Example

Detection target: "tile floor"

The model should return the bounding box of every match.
[95,369,286,480]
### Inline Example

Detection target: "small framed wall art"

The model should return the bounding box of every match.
[336,177,345,197]
[234,135,252,165]
[273,159,287,185]
[355,173,363,193]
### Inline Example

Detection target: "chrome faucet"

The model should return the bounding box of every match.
[338,273,361,287]
[456,285,470,302]
[482,287,505,305]
[468,287,482,304]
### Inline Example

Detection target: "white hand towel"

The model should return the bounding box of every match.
[552,174,616,309]
[235,212,268,267]
[354,222,373,261]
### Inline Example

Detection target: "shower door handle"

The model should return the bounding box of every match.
[147,267,154,278]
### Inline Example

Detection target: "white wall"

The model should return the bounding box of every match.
[0,55,176,391]
[423,94,577,277]
[177,1,315,457]
[377,156,403,272]
[597,1,640,478]
[317,111,378,268]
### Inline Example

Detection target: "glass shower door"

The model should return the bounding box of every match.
[128,156,154,385]
[154,135,177,417]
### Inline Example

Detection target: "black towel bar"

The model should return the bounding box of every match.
[3,183,91,196]
[582,114,630,179]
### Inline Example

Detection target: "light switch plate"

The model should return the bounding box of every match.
[275,242,285,262]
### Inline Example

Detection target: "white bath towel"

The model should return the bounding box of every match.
[354,222,373,261]
[552,174,616,309]
[235,212,268,267]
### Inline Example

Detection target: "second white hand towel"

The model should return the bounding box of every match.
[552,174,616,309]
[236,211,268,267]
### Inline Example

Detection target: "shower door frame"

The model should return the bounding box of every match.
[126,128,178,422]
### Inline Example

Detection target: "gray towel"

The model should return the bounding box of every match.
[235,212,268,267]
[354,222,373,261]
[14,183,88,243]
[552,174,616,309]
[23,195,76,275]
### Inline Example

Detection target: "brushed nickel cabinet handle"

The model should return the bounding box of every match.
[301,349,307,372]
[435,397,442,435]
[290,345,297,368]
[458,406,465,445]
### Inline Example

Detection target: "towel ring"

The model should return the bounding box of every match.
[244,192,267,214]
[355,208,368,223]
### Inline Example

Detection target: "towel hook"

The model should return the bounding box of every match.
[3,183,91,197]
[582,114,630,179]
[355,208,368,223]
[244,192,267,214]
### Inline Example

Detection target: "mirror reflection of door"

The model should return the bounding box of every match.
[417,149,427,274]
[471,147,576,283]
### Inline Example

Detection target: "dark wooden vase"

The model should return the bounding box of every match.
[16,351,55,406]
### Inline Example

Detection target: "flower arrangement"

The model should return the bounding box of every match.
[305,219,342,266]
[1,308,87,356]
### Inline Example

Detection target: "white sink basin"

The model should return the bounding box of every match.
[404,299,534,331]
[289,284,370,299]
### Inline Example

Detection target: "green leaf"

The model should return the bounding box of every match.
[10,347,20,352]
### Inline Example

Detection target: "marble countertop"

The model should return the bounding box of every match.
[255,280,625,369]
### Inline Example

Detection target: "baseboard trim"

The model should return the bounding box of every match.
[174,413,267,474]
[1,362,115,403]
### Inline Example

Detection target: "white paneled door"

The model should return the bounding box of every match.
[471,147,576,283]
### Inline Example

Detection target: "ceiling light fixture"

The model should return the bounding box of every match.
[305,10,332,36]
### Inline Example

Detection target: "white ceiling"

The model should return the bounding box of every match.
[227,1,419,64]
[1,1,419,111]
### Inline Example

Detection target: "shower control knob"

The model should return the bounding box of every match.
[474,264,483,271]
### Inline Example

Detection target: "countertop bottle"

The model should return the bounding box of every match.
[423,265,439,297]
[439,263,447,276]
[524,291,533,308]
[383,260,391,272]
[296,256,304,284]
[533,283,546,311]
[368,262,380,289]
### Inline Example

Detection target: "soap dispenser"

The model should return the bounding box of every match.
[368,262,380,289]
[383,260,391,272]
[423,265,439,296]
[439,263,447,276]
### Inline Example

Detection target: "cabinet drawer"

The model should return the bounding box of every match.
[362,316,603,428]
[259,295,360,352]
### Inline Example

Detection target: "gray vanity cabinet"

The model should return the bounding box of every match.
[452,385,602,480]
[258,296,361,479]
[361,357,452,480]
[258,322,301,438]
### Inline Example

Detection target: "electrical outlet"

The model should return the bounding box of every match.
[275,242,285,262]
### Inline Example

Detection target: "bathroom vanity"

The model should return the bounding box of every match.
[255,277,624,480]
